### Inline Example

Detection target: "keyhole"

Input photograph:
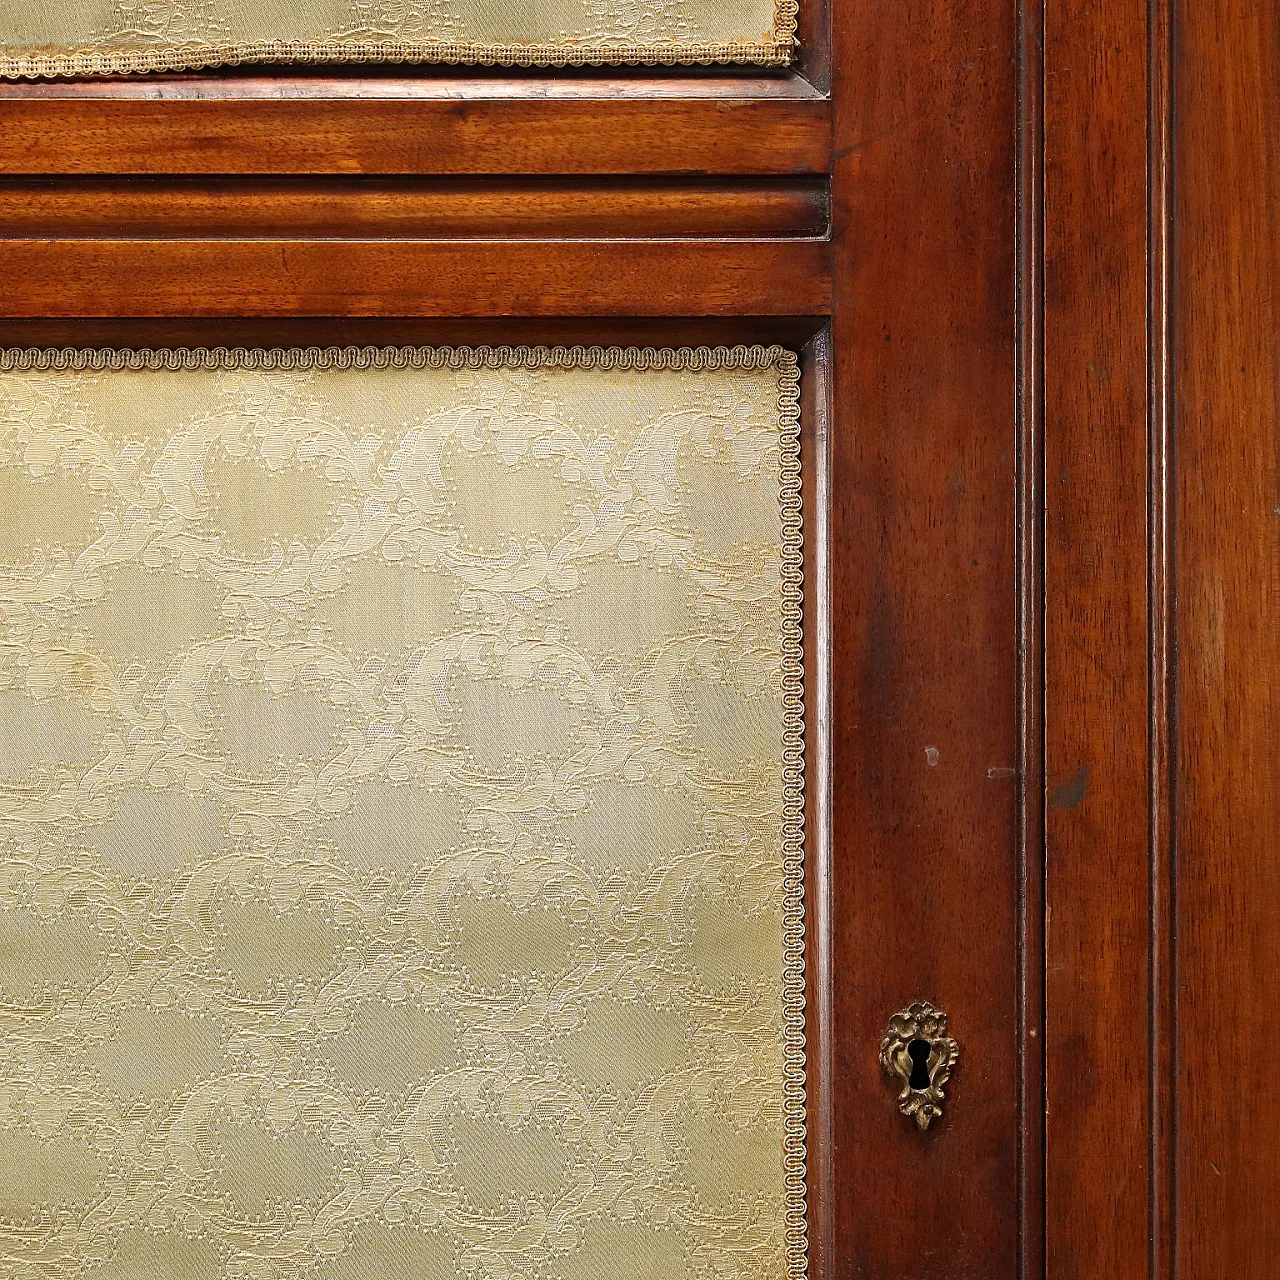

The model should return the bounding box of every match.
[907,1038,933,1090]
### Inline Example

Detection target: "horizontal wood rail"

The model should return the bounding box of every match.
[0,317,829,349]
[0,238,831,317]
[0,93,831,176]
[0,176,829,240]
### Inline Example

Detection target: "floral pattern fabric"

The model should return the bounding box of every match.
[0,346,806,1280]
[0,0,796,75]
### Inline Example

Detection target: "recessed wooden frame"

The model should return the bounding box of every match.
[0,0,1053,1272]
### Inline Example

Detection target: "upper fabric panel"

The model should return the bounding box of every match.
[0,0,797,76]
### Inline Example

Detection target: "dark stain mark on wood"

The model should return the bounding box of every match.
[1049,764,1090,812]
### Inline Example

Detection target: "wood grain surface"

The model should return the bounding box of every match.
[1174,2,1280,1274]
[0,238,830,317]
[0,94,830,176]
[1040,1,1280,1275]
[829,0,1026,1274]
[0,317,828,349]
[1042,0,1169,1276]
[0,176,829,240]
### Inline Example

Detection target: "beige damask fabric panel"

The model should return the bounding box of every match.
[0,0,796,77]
[0,346,805,1280]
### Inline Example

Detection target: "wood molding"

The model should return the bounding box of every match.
[0,316,829,348]
[1016,1,1046,1274]
[0,238,831,317]
[1041,0,1178,1275]
[0,95,831,176]
[0,176,829,240]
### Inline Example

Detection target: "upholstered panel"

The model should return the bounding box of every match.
[0,346,804,1280]
[0,0,796,76]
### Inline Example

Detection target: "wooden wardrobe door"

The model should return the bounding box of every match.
[0,5,1041,1277]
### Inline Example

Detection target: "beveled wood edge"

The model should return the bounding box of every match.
[800,327,836,1280]
[0,71,826,100]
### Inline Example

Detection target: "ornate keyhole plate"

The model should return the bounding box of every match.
[879,1001,959,1131]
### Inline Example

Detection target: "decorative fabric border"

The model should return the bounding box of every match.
[0,1,797,78]
[0,342,809,1280]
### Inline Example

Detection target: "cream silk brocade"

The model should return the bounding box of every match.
[0,0,795,76]
[0,347,805,1280]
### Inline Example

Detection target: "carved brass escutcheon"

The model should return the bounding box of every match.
[879,1001,959,1131]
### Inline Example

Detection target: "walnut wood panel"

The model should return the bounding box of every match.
[0,239,830,317]
[1174,1,1280,1274]
[1042,1,1171,1277]
[0,95,831,176]
[0,177,828,240]
[1042,0,1280,1274]
[1040,0,1280,1272]
[830,0,1025,1275]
